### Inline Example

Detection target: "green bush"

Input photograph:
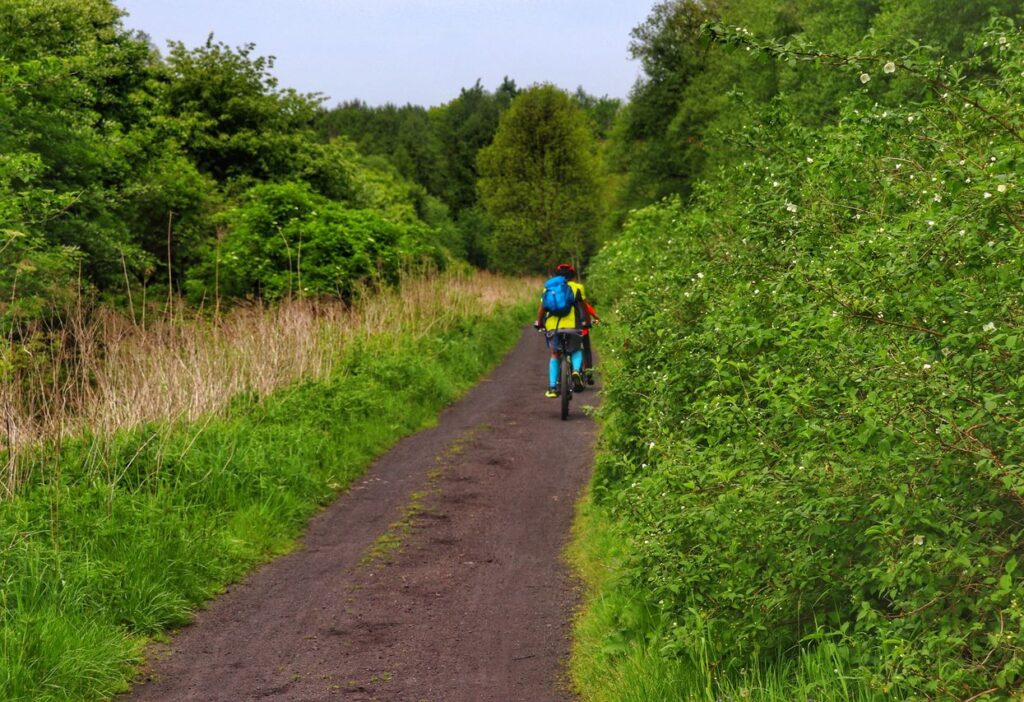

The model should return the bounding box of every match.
[586,18,1024,698]
[188,181,445,300]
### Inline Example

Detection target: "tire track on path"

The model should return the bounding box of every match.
[127,326,598,702]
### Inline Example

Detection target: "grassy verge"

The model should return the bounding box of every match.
[569,491,897,702]
[0,300,531,701]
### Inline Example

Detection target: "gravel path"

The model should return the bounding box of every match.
[127,326,599,702]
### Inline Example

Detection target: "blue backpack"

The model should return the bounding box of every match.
[542,276,575,317]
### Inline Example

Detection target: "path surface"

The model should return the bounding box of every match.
[127,326,598,702]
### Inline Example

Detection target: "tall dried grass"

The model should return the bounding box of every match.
[1,271,538,494]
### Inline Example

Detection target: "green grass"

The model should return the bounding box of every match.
[569,493,902,702]
[0,304,530,701]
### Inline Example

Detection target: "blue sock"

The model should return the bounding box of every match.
[549,358,558,387]
[572,350,583,372]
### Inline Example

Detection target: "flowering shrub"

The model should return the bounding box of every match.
[590,18,1024,697]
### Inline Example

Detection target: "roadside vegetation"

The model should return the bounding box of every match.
[1,271,535,700]
[3,273,531,488]
[576,1,1024,699]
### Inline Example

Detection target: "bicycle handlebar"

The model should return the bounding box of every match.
[534,327,584,335]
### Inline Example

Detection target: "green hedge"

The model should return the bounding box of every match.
[579,18,1024,700]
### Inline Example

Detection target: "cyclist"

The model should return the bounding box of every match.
[580,297,600,386]
[534,263,590,398]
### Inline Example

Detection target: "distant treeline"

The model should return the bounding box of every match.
[316,82,621,268]
[0,0,621,333]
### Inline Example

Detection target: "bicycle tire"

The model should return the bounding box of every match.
[560,355,570,420]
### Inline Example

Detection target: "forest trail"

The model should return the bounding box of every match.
[127,326,598,702]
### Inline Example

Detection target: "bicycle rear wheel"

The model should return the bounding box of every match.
[560,355,570,420]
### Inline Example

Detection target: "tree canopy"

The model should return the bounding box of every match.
[605,0,1024,225]
[0,0,459,331]
[476,85,601,273]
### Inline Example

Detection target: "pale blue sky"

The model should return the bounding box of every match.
[115,0,651,108]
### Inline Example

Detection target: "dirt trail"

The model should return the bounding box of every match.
[127,326,598,702]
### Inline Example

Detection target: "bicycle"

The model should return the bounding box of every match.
[538,328,584,420]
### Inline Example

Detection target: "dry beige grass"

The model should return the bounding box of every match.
[1,272,538,494]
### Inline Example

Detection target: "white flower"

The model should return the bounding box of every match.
[933,193,942,203]
[923,363,932,371]
[806,157,814,164]
[696,272,704,279]
[648,441,655,449]
[860,73,871,84]
[883,61,896,74]
[997,184,1008,193]
[786,202,798,213]
[913,535,925,546]
[984,192,993,199]
[927,220,936,227]
[999,36,1009,45]
[983,322,997,332]
[907,115,915,123]
[772,180,780,187]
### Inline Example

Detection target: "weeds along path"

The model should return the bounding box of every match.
[127,326,597,702]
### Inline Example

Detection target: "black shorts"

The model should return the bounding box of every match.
[545,330,581,354]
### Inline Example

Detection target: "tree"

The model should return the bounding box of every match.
[572,88,622,139]
[432,80,505,215]
[476,85,601,273]
[162,37,323,183]
[315,102,447,199]
[0,0,176,289]
[610,0,1024,218]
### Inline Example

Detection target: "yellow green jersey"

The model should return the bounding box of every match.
[543,281,586,331]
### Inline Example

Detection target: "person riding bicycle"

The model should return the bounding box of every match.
[534,263,590,398]
[580,297,600,386]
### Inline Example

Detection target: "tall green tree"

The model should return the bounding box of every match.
[162,37,322,184]
[315,102,447,198]
[476,85,601,273]
[432,80,509,215]
[0,0,165,286]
